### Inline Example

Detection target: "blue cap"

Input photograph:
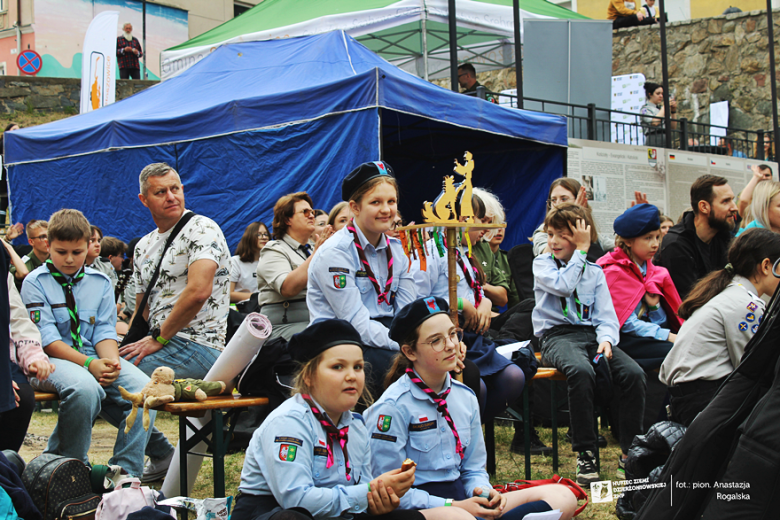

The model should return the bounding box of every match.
[613,203,661,238]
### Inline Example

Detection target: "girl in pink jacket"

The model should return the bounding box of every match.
[597,204,683,371]
[2,272,55,451]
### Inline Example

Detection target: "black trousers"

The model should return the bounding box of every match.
[119,67,141,80]
[668,378,726,427]
[612,14,656,29]
[617,333,674,371]
[0,364,34,452]
[231,493,425,520]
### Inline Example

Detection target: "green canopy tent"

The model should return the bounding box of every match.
[161,0,587,81]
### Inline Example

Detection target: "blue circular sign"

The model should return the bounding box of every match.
[17,50,42,75]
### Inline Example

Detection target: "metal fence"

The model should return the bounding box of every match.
[468,87,776,161]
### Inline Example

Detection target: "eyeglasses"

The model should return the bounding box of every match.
[297,208,315,218]
[30,235,48,241]
[547,196,573,207]
[257,233,270,238]
[418,329,464,353]
[391,220,403,230]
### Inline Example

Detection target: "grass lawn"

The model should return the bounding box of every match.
[21,409,623,519]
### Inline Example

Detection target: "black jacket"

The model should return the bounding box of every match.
[636,288,780,519]
[654,211,732,299]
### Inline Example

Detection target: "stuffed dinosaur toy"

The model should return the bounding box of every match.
[119,366,227,432]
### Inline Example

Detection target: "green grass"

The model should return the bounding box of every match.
[22,410,623,519]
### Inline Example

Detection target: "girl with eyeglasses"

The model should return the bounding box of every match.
[365,297,579,520]
[230,222,270,305]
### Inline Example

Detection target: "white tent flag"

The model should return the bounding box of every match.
[80,10,119,114]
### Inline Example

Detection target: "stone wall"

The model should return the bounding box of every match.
[0,76,157,114]
[437,9,779,135]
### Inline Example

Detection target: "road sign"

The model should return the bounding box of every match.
[17,50,42,75]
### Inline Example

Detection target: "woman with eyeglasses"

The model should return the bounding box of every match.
[532,178,615,261]
[257,193,333,340]
[230,222,269,304]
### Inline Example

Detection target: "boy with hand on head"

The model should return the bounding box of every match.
[20,209,155,477]
[532,203,646,487]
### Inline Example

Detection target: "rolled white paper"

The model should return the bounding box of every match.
[161,313,272,497]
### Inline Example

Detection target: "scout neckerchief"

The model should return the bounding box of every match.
[455,248,483,308]
[346,219,394,305]
[405,368,465,459]
[46,259,85,351]
[301,394,352,481]
[553,255,583,320]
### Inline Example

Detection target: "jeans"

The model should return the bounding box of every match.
[134,335,221,460]
[31,347,155,477]
[541,325,646,453]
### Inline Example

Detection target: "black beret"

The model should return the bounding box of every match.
[613,203,661,239]
[342,161,395,201]
[288,319,364,365]
[389,296,449,344]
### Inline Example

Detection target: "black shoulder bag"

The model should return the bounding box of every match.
[120,212,196,347]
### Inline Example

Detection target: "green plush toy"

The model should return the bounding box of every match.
[173,379,227,401]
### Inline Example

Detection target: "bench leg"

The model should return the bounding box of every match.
[213,409,226,498]
[179,416,189,499]
[523,388,531,480]
[485,418,495,476]
[551,381,558,474]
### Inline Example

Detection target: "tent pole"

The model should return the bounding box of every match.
[659,0,671,149]
[448,0,458,92]
[767,0,779,159]
[422,18,429,81]
[513,0,523,109]
[378,107,383,160]
[142,0,147,80]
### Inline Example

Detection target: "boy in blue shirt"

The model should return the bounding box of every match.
[532,204,646,486]
[21,209,156,477]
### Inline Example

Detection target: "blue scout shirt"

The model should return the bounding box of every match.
[532,251,620,346]
[307,224,416,350]
[364,372,490,510]
[20,265,117,349]
[621,261,671,341]
[238,393,372,518]
[412,240,485,306]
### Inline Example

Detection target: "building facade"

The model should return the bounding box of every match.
[552,0,780,22]
[0,0,261,79]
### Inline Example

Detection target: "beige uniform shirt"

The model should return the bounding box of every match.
[659,276,765,386]
[256,234,309,306]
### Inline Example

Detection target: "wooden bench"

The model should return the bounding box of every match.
[34,392,59,402]
[157,395,269,499]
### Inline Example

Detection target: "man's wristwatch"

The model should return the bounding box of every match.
[151,327,170,346]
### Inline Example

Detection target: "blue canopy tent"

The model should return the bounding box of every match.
[5,31,566,250]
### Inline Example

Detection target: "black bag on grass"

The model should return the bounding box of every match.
[22,453,101,520]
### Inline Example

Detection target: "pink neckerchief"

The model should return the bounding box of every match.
[301,394,352,480]
[346,219,395,305]
[405,369,464,459]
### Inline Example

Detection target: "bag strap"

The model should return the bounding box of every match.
[129,211,197,332]
[506,475,589,516]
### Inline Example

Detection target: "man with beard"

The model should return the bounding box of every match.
[655,175,738,299]
[116,22,143,80]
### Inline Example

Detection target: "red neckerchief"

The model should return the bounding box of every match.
[346,219,395,305]
[455,248,482,308]
[301,394,352,480]
[405,369,464,459]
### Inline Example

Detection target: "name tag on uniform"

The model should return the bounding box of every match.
[356,270,368,278]
[409,420,437,432]
[314,447,328,457]
[371,433,397,442]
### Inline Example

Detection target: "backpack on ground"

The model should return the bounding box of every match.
[237,336,297,409]
[22,454,101,520]
[95,477,170,520]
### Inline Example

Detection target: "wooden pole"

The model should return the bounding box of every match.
[446,227,459,326]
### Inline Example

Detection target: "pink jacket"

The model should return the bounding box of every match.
[596,248,684,331]
[8,273,47,375]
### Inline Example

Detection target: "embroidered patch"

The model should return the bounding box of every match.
[747,302,758,312]
[329,267,350,274]
[89,316,96,325]
[409,420,437,432]
[279,444,297,461]
[759,315,763,324]
[371,433,397,442]
[25,302,44,308]
[355,270,368,277]
[333,274,347,289]
[424,297,440,314]
[582,306,591,320]
[377,415,392,432]
[274,436,304,447]
[30,310,40,323]
[50,303,67,309]
[738,322,748,332]
[314,446,328,457]
[752,324,759,334]
[373,161,389,174]
[746,313,756,322]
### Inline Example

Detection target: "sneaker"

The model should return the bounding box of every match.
[566,429,608,448]
[617,455,627,480]
[510,425,553,455]
[576,450,600,487]
[140,450,174,483]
